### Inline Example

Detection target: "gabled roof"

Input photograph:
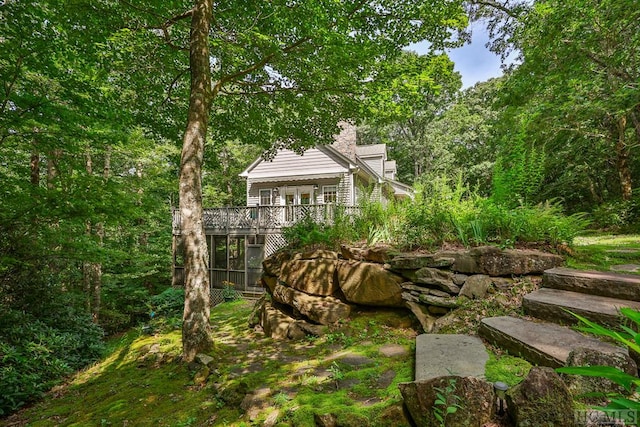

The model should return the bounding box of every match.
[355,144,387,158]
[239,139,412,199]
[239,144,358,179]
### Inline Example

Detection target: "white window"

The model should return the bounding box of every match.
[259,189,272,206]
[323,185,337,204]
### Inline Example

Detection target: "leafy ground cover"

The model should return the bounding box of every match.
[5,292,535,427]
[566,234,640,273]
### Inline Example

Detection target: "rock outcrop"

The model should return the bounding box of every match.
[399,376,495,427]
[506,367,575,427]
[256,244,563,339]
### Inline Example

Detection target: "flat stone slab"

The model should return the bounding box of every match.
[379,343,409,358]
[543,267,640,301]
[479,316,627,368]
[611,264,640,273]
[523,288,640,327]
[325,350,374,367]
[415,334,488,381]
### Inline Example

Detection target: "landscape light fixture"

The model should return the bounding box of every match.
[494,381,509,415]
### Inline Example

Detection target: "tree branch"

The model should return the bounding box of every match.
[214,36,312,97]
[218,84,355,97]
[163,68,190,105]
[118,1,192,51]
[468,0,525,20]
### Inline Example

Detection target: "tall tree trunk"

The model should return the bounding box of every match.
[47,149,61,189]
[180,0,214,362]
[30,149,39,186]
[83,146,104,322]
[615,115,633,201]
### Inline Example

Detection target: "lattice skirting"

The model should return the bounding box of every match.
[265,233,287,257]
[210,288,242,306]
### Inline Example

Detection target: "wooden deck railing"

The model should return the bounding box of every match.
[172,205,359,234]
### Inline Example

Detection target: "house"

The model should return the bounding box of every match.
[171,123,412,295]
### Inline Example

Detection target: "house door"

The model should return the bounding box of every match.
[284,186,312,222]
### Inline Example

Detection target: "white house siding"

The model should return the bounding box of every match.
[247,176,348,206]
[245,147,353,206]
[360,156,384,177]
[248,148,348,179]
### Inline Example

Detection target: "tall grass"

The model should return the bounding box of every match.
[354,176,589,250]
[282,177,588,251]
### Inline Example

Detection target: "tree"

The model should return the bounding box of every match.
[164,1,469,360]
[495,0,639,210]
[358,51,463,184]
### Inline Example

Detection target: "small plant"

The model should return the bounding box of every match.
[221,281,237,302]
[556,308,640,412]
[328,361,346,389]
[273,391,291,407]
[149,287,184,318]
[432,377,464,427]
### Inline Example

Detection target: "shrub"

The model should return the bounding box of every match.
[591,197,640,231]
[388,177,587,250]
[0,307,105,415]
[149,287,185,318]
[282,207,358,250]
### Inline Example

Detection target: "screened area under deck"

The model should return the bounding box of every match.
[173,234,265,293]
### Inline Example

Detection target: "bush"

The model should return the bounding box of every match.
[149,287,185,318]
[279,178,588,252]
[590,197,640,231]
[100,279,152,334]
[380,177,587,250]
[282,209,357,250]
[0,307,105,415]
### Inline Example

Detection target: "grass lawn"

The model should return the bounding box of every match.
[567,234,640,274]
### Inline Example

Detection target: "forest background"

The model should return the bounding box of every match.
[1,0,638,416]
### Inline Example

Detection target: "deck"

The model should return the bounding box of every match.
[172,204,359,235]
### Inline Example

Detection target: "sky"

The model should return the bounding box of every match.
[406,24,509,89]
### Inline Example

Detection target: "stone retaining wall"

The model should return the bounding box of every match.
[254,245,564,339]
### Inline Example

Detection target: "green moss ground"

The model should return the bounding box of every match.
[7,297,535,427]
[7,302,419,426]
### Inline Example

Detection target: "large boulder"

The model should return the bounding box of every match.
[272,283,351,325]
[260,301,296,339]
[337,260,405,307]
[399,376,495,427]
[563,347,638,405]
[438,246,564,276]
[262,275,278,293]
[405,301,436,333]
[280,259,339,296]
[387,253,455,270]
[459,274,492,299]
[506,366,575,427]
[340,244,396,263]
[291,249,338,261]
[262,250,291,276]
[480,247,564,276]
[401,267,460,295]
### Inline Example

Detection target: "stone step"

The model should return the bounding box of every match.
[523,288,640,327]
[543,267,640,301]
[415,334,488,381]
[478,316,627,368]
